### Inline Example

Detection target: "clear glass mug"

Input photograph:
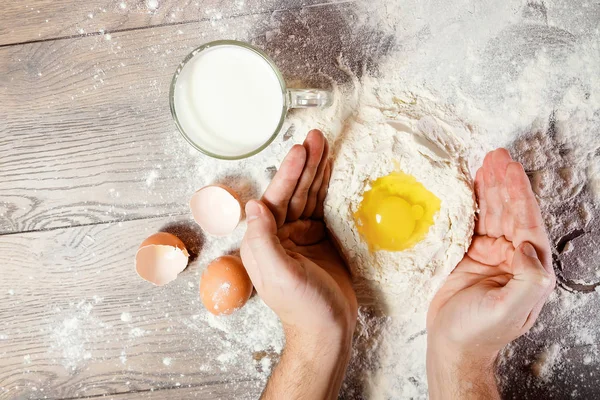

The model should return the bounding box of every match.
[169,40,333,160]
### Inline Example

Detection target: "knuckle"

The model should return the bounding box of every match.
[307,182,320,198]
[247,232,278,250]
[532,272,555,290]
[294,185,311,200]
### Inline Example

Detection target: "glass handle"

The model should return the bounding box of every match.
[287,89,333,109]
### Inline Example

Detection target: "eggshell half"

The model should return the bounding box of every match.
[135,232,189,286]
[190,185,242,236]
[200,255,253,316]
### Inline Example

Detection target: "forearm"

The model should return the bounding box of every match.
[427,343,500,400]
[261,326,353,400]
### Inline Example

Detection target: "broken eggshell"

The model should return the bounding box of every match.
[135,232,189,286]
[190,184,243,236]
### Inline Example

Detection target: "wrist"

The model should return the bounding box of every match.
[427,339,499,400]
[284,322,353,364]
[263,324,352,400]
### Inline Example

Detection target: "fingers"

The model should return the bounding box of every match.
[474,168,487,235]
[302,139,330,218]
[521,278,555,333]
[241,200,294,290]
[262,145,307,227]
[287,130,326,221]
[482,149,512,237]
[313,160,332,219]
[496,242,555,330]
[505,162,553,271]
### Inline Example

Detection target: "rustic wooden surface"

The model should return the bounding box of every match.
[0,215,275,399]
[0,0,339,46]
[1,14,262,234]
[106,381,264,399]
[0,0,367,235]
[1,0,599,399]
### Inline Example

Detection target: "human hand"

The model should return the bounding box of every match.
[426,149,555,399]
[241,130,357,399]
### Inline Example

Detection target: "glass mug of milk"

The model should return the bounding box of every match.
[169,40,332,160]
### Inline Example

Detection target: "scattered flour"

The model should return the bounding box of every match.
[498,285,600,396]
[128,327,146,338]
[163,357,172,366]
[532,343,564,382]
[146,170,158,187]
[120,351,127,364]
[260,357,271,372]
[120,312,132,322]
[49,298,108,371]
[183,294,284,380]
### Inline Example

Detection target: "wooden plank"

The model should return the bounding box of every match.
[0,0,339,47]
[0,215,282,400]
[0,12,278,235]
[104,381,264,399]
[0,1,368,234]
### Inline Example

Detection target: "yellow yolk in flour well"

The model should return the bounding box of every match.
[354,171,441,251]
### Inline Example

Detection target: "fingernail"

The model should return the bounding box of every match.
[245,201,261,222]
[521,242,538,258]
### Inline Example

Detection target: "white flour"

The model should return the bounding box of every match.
[321,74,477,397]
[531,343,564,382]
[283,67,478,397]
[324,77,477,305]
[49,299,107,371]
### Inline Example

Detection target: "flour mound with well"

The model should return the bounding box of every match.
[324,82,477,316]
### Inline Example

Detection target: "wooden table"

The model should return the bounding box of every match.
[2,1,600,399]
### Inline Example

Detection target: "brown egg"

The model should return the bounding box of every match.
[200,255,253,316]
[135,232,189,286]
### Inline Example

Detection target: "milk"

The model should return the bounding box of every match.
[172,44,285,158]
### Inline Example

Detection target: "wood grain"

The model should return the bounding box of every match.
[0,1,372,235]
[105,381,264,399]
[0,0,339,47]
[0,215,281,400]
[0,12,274,235]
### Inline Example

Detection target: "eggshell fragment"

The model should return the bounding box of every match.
[135,232,189,286]
[190,185,242,236]
[200,255,253,316]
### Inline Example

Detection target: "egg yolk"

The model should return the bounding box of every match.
[354,171,441,252]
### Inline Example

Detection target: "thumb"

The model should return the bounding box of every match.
[241,200,291,288]
[500,242,555,328]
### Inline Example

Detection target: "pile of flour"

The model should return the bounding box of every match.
[324,77,477,314]
[282,67,481,397]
